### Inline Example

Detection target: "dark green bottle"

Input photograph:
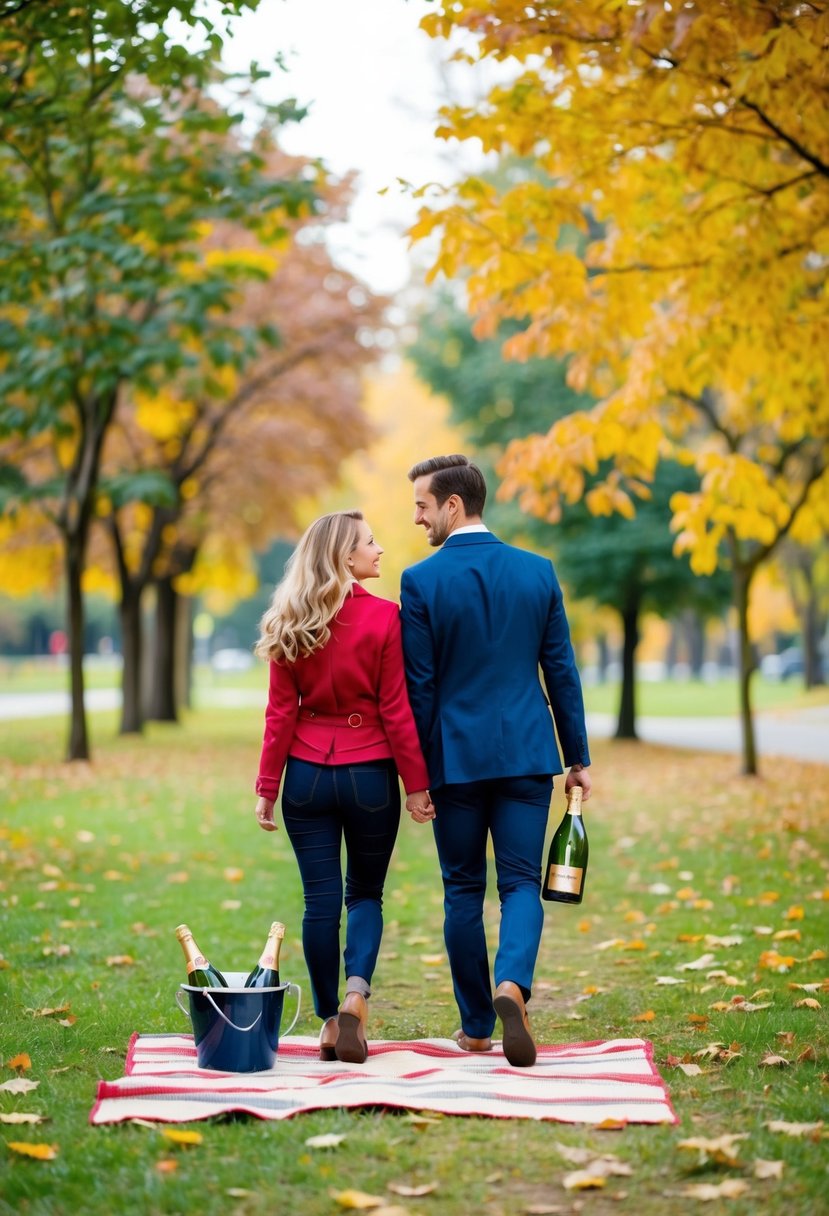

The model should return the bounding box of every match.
[542,786,588,904]
[175,924,228,988]
[244,921,285,988]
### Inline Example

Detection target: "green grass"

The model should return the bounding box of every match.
[1,710,827,1215]
[582,676,829,718]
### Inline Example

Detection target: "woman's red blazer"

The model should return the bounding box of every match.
[255,585,430,800]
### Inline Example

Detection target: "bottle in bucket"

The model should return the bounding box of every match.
[245,921,285,988]
[175,923,228,988]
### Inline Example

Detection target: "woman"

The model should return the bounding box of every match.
[253,510,433,1064]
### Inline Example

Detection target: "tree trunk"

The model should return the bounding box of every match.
[65,537,90,761]
[797,559,826,688]
[596,633,610,683]
[615,591,640,740]
[175,592,193,711]
[685,610,705,679]
[734,565,758,776]
[118,585,144,735]
[148,575,178,722]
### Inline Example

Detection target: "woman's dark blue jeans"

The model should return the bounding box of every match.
[281,756,401,1021]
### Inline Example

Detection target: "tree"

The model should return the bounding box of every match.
[413,0,829,773]
[103,164,383,730]
[0,1,313,759]
[410,294,730,737]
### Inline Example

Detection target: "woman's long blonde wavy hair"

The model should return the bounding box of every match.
[254,510,364,663]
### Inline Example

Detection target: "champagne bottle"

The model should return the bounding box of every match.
[244,921,285,989]
[542,786,588,904]
[175,924,228,988]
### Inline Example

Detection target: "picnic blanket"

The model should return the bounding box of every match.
[90,1033,677,1126]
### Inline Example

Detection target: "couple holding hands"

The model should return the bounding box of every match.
[253,455,592,1068]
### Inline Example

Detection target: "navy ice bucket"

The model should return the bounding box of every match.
[176,974,301,1072]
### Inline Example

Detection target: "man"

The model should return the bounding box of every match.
[400,454,591,1067]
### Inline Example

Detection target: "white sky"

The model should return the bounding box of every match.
[215,0,492,294]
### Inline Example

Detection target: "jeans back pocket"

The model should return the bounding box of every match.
[348,765,392,813]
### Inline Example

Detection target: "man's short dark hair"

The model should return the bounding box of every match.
[408,454,487,517]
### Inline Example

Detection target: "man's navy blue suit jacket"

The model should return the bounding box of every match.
[400,531,591,789]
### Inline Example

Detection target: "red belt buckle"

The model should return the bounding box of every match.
[347,713,362,728]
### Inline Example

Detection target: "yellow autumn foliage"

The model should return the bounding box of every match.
[415,1,829,571]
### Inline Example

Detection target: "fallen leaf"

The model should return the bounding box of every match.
[161,1129,203,1146]
[387,1181,438,1196]
[523,1206,565,1215]
[305,1133,346,1149]
[563,1170,606,1191]
[773,929,801,942]
[758,951,796,972]
[27,1004,71,1018]
[678,954,719,971]
[677,1133,748,1167]
[728,999,772,1013]
[223,867,244,882]
[594,1118,627,1130]
[675,1062,703,1076]
[679,1179,749,1200]
[419,954,445,966]
[0,1078,39,1094]
[759,1053,790,1068]
[655,976,686,985]
[105,955,135,967]
[155,1159,178,1173]
[399,1112,442,1127]
[794,998,821,1010]
[783,905,804,921]
[7,1141,58,1160]
[330,1191,385,1210]
[806,949,827,961]
[6,1054,32,1071]
[632,1010,655,1022]
[797,1045,818,1063]
[753,1158,784,1180]
[0,1112,44,1124]
[764,1120,824,1137]
[776,1031,796,1046]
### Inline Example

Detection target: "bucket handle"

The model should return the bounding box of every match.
[175,983,302,1036]
[174,988,261,1032]
[282,982,301,1036]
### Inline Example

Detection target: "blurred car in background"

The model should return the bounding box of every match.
[760,647,804,681]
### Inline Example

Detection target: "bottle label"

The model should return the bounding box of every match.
[186,955,208,973]
[546,863,584,895]
[259,951,276,968]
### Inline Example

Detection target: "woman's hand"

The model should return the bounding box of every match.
[406,790,435,823]
[255,796,278,831]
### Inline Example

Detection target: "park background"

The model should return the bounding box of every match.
[1,2,827,1214]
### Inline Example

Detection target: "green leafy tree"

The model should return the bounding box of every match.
[0,1,313,759]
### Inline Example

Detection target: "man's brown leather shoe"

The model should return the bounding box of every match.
[335,992,368,1064]
[493,980,536,1067]
[452,1029,492,1053]
[319,1016,338,1061]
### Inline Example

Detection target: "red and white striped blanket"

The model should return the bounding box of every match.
[90,1034,677,1126]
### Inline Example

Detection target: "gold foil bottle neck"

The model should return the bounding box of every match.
[567,786,584,815]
